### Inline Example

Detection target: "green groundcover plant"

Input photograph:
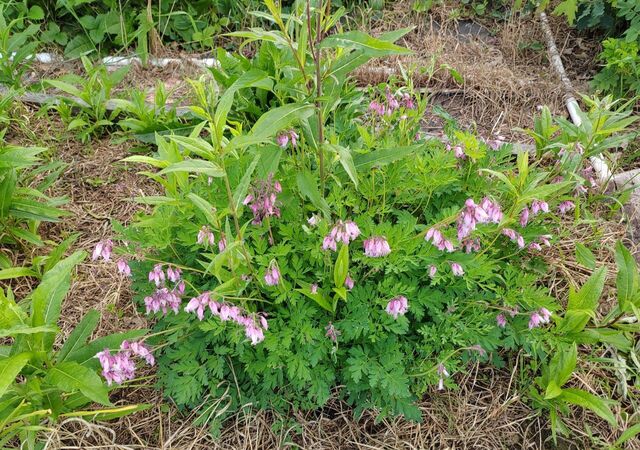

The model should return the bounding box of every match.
[84,0,640,441]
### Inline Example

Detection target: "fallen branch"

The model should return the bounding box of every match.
[538,11,613,185]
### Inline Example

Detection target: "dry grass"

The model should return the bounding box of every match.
[351,0,600,140]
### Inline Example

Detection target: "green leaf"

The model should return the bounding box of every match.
[0,325,57,338]
[57,310,100,363]
[616,423,640,446]
[544,380,563,400]
[334,244,349,288]
[249,103,314,140]
[614,240,639,312]
[30,251,86,350]
[575,243,596,269]
[0,169,16,217]
[46,362,111,406]
[319,31,412,56]
[327,144,358,189]
[350,144,422,172]
[160,160,224,178]
[187,193,218,227]
[60,403,152,421]
[559,388,616,425]
[0,353,30,398]
[121,155,169,169]
[567,266,607,313]
[296,171,330,218]
[0,267,37,281]
[296,285,333,313]
[552,0,578,25]
[549,342,577,388]
[233,153,260,212]
[214,69,273,137]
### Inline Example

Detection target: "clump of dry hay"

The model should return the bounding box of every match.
[352,0,600,140]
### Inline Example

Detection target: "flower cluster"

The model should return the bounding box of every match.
[144,264,185,315]
[446,143,465,159]
[368,87,415,117]
[264,261,281,286]
[529,307,552,329]
[276,129,299,148]
[197,226,216,246]
[92,239,113,261]
[458,198,503,241]
[385,295,409,319]
[363,236,391,257]
[450,262,464,276]
[325,322,340,343]
[116,258,131,276]
[425,227,454,252]
[95,340,154,386]
[185,292,268,345]
[322,220,360,251]
[243,173,282,225]
[558,200,575,215]
[502,228,525,248]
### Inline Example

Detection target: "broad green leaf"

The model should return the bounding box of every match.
[296,285,333,313]
[334,244,349,288]
[0,325,57,338]
[575,243,596,269]
[327,144,358,189]
[559,388,616,425]
[45,79,84,99]
[57,310,100,363]
[233,154,260,212]
[567,266,607,313]
[214,69,273,137]
[187,193,218,227]
[46,362,111,406]
[614,240,639,312]
[350,144,422,172]
[0,353,30,397]
[0,267,37,281]
[30,251,86,351]
[249,103,314,140]
[0,290,25,329]
[319,31,412,56]
[544,380,562,400]
[121,155,169,169]
[616,423,640,446]
[256,145,282,179]
[60,403,152,421]
[160,160,224,178]
[549,342,577,387]
[296,171,330,218]
[168,135,215,159]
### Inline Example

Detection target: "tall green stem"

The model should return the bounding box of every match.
[308,0,325,194]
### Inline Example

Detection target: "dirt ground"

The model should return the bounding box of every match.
[3,3,639,449]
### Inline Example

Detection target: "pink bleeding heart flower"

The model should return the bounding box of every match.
[450,262,464,276]
[363,236,391,257]
[264,262,280,286]
[116,258,131,276]
[385,295,409,319]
